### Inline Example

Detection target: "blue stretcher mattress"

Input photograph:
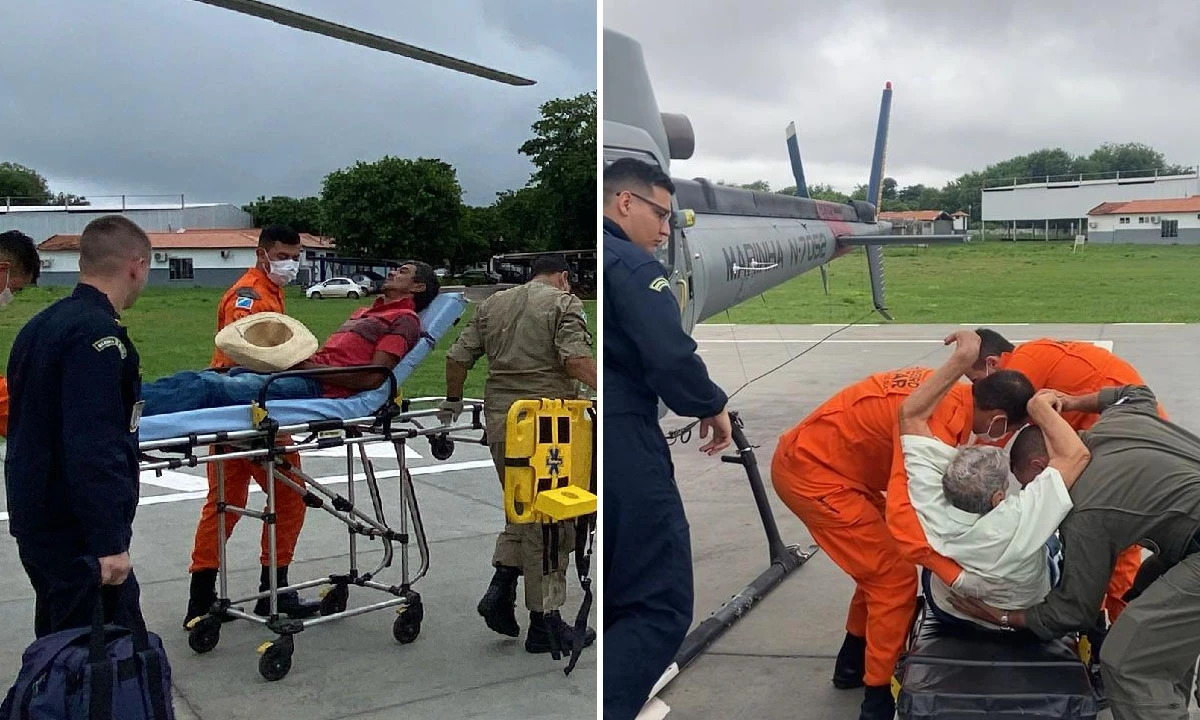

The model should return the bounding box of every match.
[137,292,468,443]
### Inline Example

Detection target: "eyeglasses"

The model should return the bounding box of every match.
[621,191,673,224]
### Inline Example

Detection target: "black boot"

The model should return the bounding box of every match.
[525,610,596,655]
[477,566,521,637]
[254,566,321,619]
[859,684,895,720]
[832,632,867,689]
[183,569,218,628]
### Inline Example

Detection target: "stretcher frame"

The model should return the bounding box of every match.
[139,365,487,682]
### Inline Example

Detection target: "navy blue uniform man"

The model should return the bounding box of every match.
[6,215,152,638]
[603,157,733,720]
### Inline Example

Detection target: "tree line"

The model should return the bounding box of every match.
[0,91,596,273]
[719,142,1191,222]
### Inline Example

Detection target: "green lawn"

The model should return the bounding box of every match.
[706,241,1200,325]
[0,287,597,398]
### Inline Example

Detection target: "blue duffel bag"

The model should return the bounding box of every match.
[0,589,174,720]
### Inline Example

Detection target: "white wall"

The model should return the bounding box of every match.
[1089,210,1200,233]
[982,173,1200,222]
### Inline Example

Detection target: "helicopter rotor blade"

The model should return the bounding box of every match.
[189,0,536,86]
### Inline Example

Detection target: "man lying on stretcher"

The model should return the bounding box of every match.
[897,331,1092,630]
[141,262,439,417]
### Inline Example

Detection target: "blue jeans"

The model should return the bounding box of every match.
[141,368,323,416]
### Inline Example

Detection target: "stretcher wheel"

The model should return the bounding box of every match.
[257,640,293,682]
[393,592,424,644]
[429,434,454,461]
[319,584,349,616]
[187,616,221,654]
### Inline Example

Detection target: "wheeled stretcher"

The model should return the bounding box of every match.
[136,292,488,681]
[892,595,1101,719]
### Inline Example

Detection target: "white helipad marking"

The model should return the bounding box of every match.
[140,469,209,493]
[1114,322,1184,326]
[305,441,422,460]
[698,339,1116,351]
[0,459,496,522]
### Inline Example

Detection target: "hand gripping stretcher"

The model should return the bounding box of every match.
[502,398,597,675]
[136,292,487,681]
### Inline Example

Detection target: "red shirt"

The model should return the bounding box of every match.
[310,296,422,398]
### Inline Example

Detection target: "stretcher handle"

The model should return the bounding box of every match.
[255,365,398,409]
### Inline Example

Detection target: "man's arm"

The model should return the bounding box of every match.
[885,432,965,586]
[0,375,9,438]
[1064,384,1157,416]
[444,310,486,399]
[1028,390,1090,488]
[60,325,137,563]
[614,260,727,419]
[555,295,596,392]
[898,331,980,437]
[294,349,403,391]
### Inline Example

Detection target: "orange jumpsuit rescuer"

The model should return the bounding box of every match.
[184,225,321,625]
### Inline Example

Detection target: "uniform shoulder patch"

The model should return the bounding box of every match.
[649,276,670,293]
[235,286,261,300]
[235,296,254,310]
[93,335,128,359]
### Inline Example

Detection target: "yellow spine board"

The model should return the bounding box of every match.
[503,398,596,524]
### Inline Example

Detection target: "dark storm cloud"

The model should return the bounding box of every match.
[0,0,595,206]
[604,0,1200,192]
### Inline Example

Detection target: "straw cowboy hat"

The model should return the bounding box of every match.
[214,312,319,373]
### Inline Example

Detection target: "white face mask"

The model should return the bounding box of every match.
[985,415,1008,441]
[267,259,300,286]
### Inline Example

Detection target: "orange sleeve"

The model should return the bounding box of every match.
[0,375,8,437]
[884,397,967,586]
[1002,344,1057,391]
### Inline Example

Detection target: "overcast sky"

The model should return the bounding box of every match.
[604,0,1200,195]
[1,0,595,207]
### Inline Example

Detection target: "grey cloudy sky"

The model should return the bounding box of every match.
[605,0,1200,195]
[1,0,595,207]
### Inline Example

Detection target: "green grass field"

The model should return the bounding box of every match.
[0,287,597,398]
[707,241,1200,325]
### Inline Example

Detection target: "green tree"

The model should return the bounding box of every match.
[488,186,547,254]
[243,195,324,234]
[320,156,464,263]
[0,163,51,205]
[881,177,897,200]
[518,91,596,251]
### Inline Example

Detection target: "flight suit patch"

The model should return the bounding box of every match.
[130,401,145,432]
[235,286,261,300]
[235,296,254,310]
[649,277,669,293]
[93,336,128,360]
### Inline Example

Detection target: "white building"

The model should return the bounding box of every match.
[0,202,253,241]
[1086,196,1200,244]
[37,229,337,287]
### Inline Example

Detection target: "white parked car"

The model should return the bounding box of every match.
[306,277,366,299]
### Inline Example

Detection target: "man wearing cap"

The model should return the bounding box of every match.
[140,261,438,413]
[0,230,43,437]
[183,224,321,626]
[440,254,597,655]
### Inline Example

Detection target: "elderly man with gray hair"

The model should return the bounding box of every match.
[897,330,1092,630]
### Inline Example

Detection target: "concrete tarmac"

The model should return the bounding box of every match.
[648,322,1200,720]
[0,425,596,719]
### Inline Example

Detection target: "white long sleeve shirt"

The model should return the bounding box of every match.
[901,434,1073,612]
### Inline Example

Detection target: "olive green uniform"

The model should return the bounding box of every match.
[446,281,593,612]
[1023,385,1200,719]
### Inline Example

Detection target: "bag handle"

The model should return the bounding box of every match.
[86,557,172,720]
